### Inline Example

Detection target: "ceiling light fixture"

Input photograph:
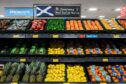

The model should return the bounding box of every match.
[88,8,98,11]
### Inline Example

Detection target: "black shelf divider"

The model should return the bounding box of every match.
[0,54,126,62]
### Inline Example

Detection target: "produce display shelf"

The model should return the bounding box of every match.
[0,34,126,38]
[0,54,126,57]
[1,30,126,33]
[0,62,126,84]
[0,18,126,84]
[0,34,25,38]
[0,19,126,32]
[0,18,126,38]
[0,56,126,62]
[25,33,125,38]
[0,82,120,84]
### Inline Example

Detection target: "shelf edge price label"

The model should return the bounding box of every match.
[103,58,108,62]
[11,82,18,84]
[64,83,70,84]
[20,58,26,62]
[86,34,98,38]
[100,83,107,84]
[53,59,59,62]
[13,34,20,38]
[33,34,39,38]
[80,34,85,38]
[53,34,59,38]
[113,34,120,38]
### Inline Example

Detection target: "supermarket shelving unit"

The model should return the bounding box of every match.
[0,18,126,84]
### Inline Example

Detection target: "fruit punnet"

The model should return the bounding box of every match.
[31,20,47,30]
[85,41,103,55]
[66,20,84,30]
[66,41,84,55]
[87,65,111,82]
[101,41,122,55]
[67,65,87,82]
[46,19,65,30]
[45,64,65,82]
[118,42,126,54]
[118,20,126,29]
[48,41,65,55]
[106,65,126,82]
[0,20,10,30]
[83,20,103,30]
[8,20,30,30]
[100,18,124,30]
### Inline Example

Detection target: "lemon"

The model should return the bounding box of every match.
[0,70,3,76]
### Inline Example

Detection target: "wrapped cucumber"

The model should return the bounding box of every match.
[19,44,27,54]
[29,45,37,54]
[19,48,27,54]
[10,48,19,54]
[0,46,9,54]
[38,48,46,54]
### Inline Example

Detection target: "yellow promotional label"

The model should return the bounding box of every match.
[64,83,70,84]
[20,58,26,62]
[113,34,120,38]
[11,82,18,84]
[13,34,20,38]
[100,83,107,84]
[53,59,59,62]
[33,34,39,38]
[103,58,108,62]
[53,34,59,38]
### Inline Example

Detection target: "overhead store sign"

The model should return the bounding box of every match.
[5,7,33,17]
[34,4,81,18]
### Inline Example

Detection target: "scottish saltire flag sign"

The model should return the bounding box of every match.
[35,4,81,18]
[36,6,54,17]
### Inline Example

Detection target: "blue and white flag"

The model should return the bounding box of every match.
[36,6,54,17]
